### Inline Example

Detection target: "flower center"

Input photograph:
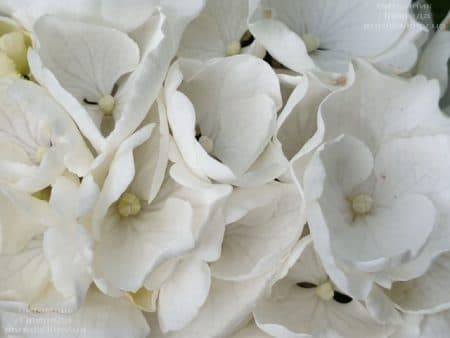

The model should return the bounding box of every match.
[98,94,115,115]
[315,282,334,301]
[226,41,241,56]
[199,135,214,154]
[117,192,141,217]
[351,194,374,215]
[301,33,320,53]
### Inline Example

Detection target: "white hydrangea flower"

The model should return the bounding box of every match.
[0,1,449,337]
[179,0,264,60]
[141,159,303,333]
[0,78,92,193]
[146,223,312,338]
[28,13,166,154]
[26,1,203,155]
[165,55,288,186]
[142,161,232,333]
[249,0,425,76]
[254,237,391,338]
[91,110,231,333]
[294,60,450,303]
[91,124,193,294]
[0,174,98,313]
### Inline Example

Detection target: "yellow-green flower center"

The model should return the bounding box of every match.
[117,192,141,217]
[315,282,334,301]
[98,94,115,115]
[351,194,374,215]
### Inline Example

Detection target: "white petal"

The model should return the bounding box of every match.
[388,314,423,338]
[251,0,409,73]
[168,162,232,262]
[372,15,427,75]
[417,28,450,97]
[254,241,388,338]
[0,239,49,303]
[0,187,53,254]
[0,288,149,338]
[1,0,158,32]
[387,253,450,314]
[33,15,139,102]
[316,0,409,55]
[286,240,328,285]
[177,55,280,177]
[366,285,402,325]
[231,139,288,187]
[374,135,450,200]
[160,276,271,338]
[92,125,153,234]
[302,136,376,298]
[319,60,444,152]
[420,311,450,338]
[165,64,234,182]
[179,0,249,59]
[28,49,106,152]
[130,100,170,203]
[0,79,92,191]
[212,182,304,281]
[158,259,211,332]
[277,74,330,160]
[107,11,170,152]
[335,194,435,271]
[43,223,93,310]
[304,135,374,201]
[94,198,195,292]
[249,18,315,73]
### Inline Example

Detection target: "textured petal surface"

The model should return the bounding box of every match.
[0,288,149,338]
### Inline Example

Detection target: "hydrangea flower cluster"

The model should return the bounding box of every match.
[0,0,449,337]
